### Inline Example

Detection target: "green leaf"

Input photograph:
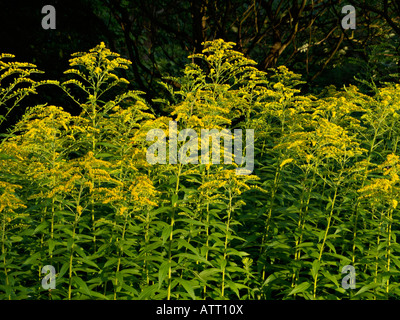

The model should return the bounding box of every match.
[158,261,170,289]
[226,280,248,299]
[48,239,55,254]
[226,248,249,257]
[178,206,194,215]
[22,252,41,265]
[73,276,92,297]
[138,284,158,300]
[288,282,311,296]
[142,240,163,253]
[174,252,212,266]
[321,271,340,288]
[96,152,114,159]
[311,260,321,278]
[58,263,69,279]
[161,225,172,244]
[89,290,109,299]
[33,221,49,235]
[262,272,280,287]
[196,268,220,282]
[175,218,205,226]
[176,278,196,300]
[317,229,326,242]
[75,256,100,270]
[355,283,380,296]
[176,238,199,256]
[10,236,23,243]
[116,271,124,289]
[74,245,87,258]
[103,258,118,269]
[296,242,315,248]
[325,240,336,254]
[171,194,178,206]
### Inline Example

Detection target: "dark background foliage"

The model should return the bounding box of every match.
[1,0,400,131]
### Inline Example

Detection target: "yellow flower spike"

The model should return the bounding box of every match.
[118,206,128,216]
[280,158,294,168]
[305,154,314,163]
[77,206,83,216]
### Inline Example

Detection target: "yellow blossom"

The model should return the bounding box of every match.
[280,158,294,168]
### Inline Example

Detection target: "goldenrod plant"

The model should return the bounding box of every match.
[0,54,47,128]
[1,40,400,300]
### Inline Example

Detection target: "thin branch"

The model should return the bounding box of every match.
[311,31,345,81]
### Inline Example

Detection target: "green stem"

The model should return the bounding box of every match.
[374,209,382,285]
[144,208,151,286]
[292,172,314,289]
[67,221,77,300]
[202,168,210,298]
[221,188,233,298]
[1,214,10,300]
[114,215,128,300]
[67,186,83,300]
[313,186,338,299]
[386,208,393,297]
[167,164,182,300]
[260,167,280,281]
[352,134,377,264]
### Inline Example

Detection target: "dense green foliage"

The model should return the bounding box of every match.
[1,40,400,300]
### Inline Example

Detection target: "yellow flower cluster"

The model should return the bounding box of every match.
[0,53,45,128]
[61,42,133,109]
[199,169,260,200]
[0,182,26,218]
[358,154,400,208]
